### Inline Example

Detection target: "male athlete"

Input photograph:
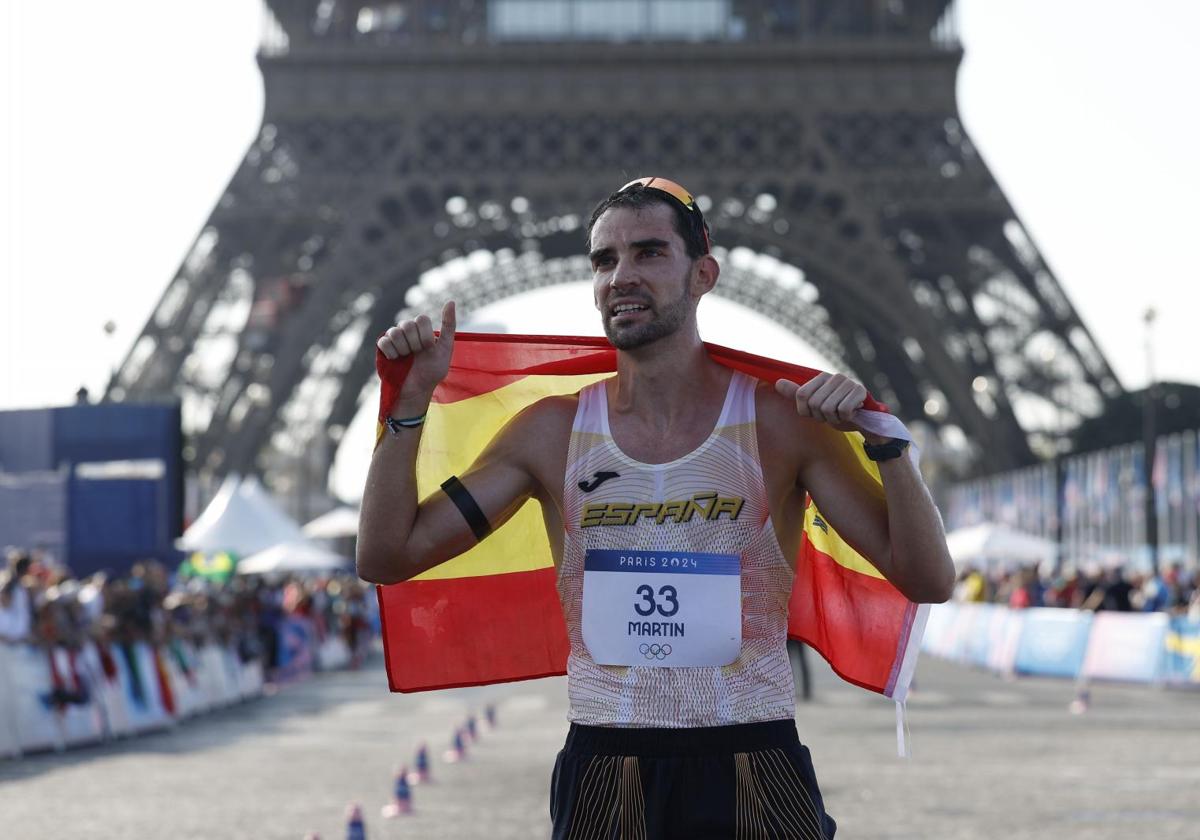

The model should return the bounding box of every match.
[358,177,955,838]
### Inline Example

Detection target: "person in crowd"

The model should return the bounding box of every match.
[0,552,35,758]
[954,567,988,603]
[0,552,33,644]
[332,578,370,669]
[1005,566,1039,609]
[1160,562,1192,614]
[999,565,1043,610]
[1081,566,1135,612]
[254,577,284,676]
[1043,570,1080,609]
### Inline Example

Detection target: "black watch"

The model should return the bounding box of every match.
[862,437,910,462]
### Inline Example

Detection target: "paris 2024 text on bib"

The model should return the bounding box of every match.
[581,549,741,667]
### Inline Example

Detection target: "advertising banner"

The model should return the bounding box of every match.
[986,608,1023,675]
[1163,617,1200,686]
[962,603,997,668]
[946,603,977,662]
[1081,612,1168,683]
[1013,608,1093,678]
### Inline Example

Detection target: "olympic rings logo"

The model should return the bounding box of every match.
[639,643,672,660]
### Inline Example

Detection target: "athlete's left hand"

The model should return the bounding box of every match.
[775,374,870,434]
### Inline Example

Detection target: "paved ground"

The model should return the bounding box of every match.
[1,650,1197,839]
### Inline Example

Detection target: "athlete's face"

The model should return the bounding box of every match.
[589,204,714,351]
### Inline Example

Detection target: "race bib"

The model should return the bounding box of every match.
[581,549,741,667]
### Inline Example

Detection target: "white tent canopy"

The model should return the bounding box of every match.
[945,522,1057,570]
[178,475,306,557]
[302,506,360,539]
[235,539,350,576]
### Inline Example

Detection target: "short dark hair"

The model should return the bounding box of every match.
[586,182,711,260]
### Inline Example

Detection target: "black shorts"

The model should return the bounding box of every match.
[550,719,836,839]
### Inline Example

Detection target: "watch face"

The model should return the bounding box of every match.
[866,439,907,460]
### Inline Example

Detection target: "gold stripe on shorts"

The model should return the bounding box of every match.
[567,754,646,840]
[736,749,828,840]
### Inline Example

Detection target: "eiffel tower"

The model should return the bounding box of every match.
[110,0,1121,499]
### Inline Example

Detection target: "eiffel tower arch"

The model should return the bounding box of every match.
[110,0,1121,500]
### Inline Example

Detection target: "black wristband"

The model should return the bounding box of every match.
[862,437,910,462]
[440,476,492,542]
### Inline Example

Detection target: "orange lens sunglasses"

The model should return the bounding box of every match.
[620,176,711,253]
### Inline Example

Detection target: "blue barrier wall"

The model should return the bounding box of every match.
[922,603,1199,687]
[1012,608,1093,678]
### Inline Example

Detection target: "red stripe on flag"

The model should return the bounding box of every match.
[788,542,918,697]
[377,567,570,692]
[376,333,888,423]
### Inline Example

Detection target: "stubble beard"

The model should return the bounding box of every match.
[603,274,693,351]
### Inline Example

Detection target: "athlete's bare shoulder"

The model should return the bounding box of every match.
[513,393,579,435]
[752,377,847,488]
[753,377,796,425]
[754,377,832,448]
[493,393,579,481]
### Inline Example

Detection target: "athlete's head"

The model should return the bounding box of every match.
[587,177,711,260]
[586,177,719,351]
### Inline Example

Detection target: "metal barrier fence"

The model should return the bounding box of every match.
[0,625,355,760]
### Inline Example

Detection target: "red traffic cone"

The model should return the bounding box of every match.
[382,765,413,818]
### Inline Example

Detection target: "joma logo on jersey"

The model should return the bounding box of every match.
[580,492,745,528]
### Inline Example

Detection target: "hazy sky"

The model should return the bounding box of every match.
[3,0,1198,423]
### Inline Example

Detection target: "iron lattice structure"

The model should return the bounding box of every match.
[111,0,1122,495]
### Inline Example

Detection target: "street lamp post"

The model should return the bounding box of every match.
[1142,308,1159,575]
[102,319,118,401]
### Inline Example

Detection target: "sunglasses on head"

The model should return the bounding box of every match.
[620,176,711,253]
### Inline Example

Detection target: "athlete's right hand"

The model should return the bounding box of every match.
[377,300,456,406]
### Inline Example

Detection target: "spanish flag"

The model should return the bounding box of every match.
[375,333,928,703]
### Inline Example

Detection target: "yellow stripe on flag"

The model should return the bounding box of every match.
[803,430,886,580]
[411,372,609,581]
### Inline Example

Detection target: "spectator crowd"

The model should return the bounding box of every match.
[954,561,1199,617]
[0,547,374,691]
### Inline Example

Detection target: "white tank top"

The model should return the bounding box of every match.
[557,371,797,728]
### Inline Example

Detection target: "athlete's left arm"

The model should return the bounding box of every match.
[774,374,955,604]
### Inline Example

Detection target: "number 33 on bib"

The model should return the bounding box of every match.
[581,549,741,667]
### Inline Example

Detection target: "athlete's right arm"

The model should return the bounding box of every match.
[356,302,536,585]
